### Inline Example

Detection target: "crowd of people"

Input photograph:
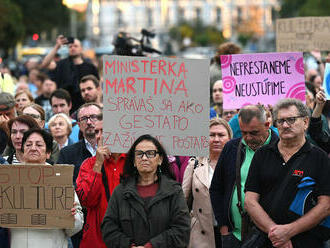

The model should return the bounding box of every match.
[0,37,329,248]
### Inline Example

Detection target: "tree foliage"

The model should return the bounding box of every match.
[12,0,70,35]
[169,19,225,48]
[280,0,330,17]
[0,0,24,57]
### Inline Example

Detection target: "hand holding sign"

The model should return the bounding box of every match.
[94,136,111,174]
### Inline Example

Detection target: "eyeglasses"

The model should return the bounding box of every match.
[24,113,41,120]
[223,111,236,116]
[135,150,159,159]
[79,114,102,123]
[275,116,305,126]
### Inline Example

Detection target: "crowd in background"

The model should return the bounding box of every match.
[0,37,329,248]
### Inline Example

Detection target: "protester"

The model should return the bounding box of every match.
[79,75,102,105]
[14,89,34,112]
[308,89,330,153]
[210,42,241,87]
[35,77,57,122]
[9,128,84,248]
[182,118,232,248]
[41,35,99,112]
[245,98,330,248]
[210,105,278,247]
[22,103,46,129]
[70,74,102,120]
[168,155,191,184]
[3,115,39,164]
[48,89,80,143]
[0,92,16,124]
[101,134,190,248]
[76,120,125,248]
[57,102,103,185]
[49,113,75,150]
[22,103,60,163]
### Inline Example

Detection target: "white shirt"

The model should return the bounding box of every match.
[84,139,97,156]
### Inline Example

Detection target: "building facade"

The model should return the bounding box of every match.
[86,0,280,50]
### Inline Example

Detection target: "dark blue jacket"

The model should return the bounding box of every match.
[209,129,278,230]
[56,139,92,186]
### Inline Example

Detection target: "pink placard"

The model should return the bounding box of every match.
[221,52,305,109]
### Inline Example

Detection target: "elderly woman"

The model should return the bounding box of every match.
[101,134,190,248]
[9,128,83,248]
[15,89,34,112]
[48,113,74,149]
[3,115,39,164]
[182,118,232,248]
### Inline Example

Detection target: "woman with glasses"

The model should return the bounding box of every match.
[2,115,39,164]
[101,134,190,248]
[182,118,232,248]
[22,103,60,163]
[48,113,74,150]
[22,103,46,128]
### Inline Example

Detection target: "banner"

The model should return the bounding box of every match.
[276,17,330,52]
[0,164,74,228]
[221,52,305,109]
[103,55,209,156]
[323,63,330,100]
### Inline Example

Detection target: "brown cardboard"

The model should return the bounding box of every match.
[276,17,330,52]
[0,164,74,229]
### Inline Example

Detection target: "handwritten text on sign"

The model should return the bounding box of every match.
[103,56,209,156]
[0,164,74,228]
[221,52,305,109]
[276,17,330,52]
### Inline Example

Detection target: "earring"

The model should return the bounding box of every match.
[158,165,162,173]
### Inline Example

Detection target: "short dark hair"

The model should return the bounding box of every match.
[77,102,102,120]
[21,128,53,154]
[120,134,175,184]
[80,74,100,88]
[36,72,49,83]
[273,98,310,121]
[238,105,266,124]
[7,115,40,149]
[50,89,71,106]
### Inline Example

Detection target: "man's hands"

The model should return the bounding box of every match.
[93,136,111,173]
[55,35,69,49]
[268,225,293,248]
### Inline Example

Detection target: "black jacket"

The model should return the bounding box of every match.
[101,175,191,248]
[56,139,92,185]
[209,129,278,231]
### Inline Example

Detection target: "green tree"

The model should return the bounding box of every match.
[280,0,330,17]
[12,0,70,37]
[169,19,225,49]
[0,0,25,58]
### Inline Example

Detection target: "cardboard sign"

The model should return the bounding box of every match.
[323,63,330,100]
[0,164,74,229]
[103,55,209,157]
[276,17,330,52]
[220,52,305,109]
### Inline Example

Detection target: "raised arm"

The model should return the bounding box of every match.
[41,35,67,68]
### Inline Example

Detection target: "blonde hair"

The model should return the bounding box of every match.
[48,113,72,135]
[210,117,233,139]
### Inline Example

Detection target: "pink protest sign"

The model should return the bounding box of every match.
[221,52,305,109]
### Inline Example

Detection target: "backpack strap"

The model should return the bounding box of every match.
[101,163,111,202]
